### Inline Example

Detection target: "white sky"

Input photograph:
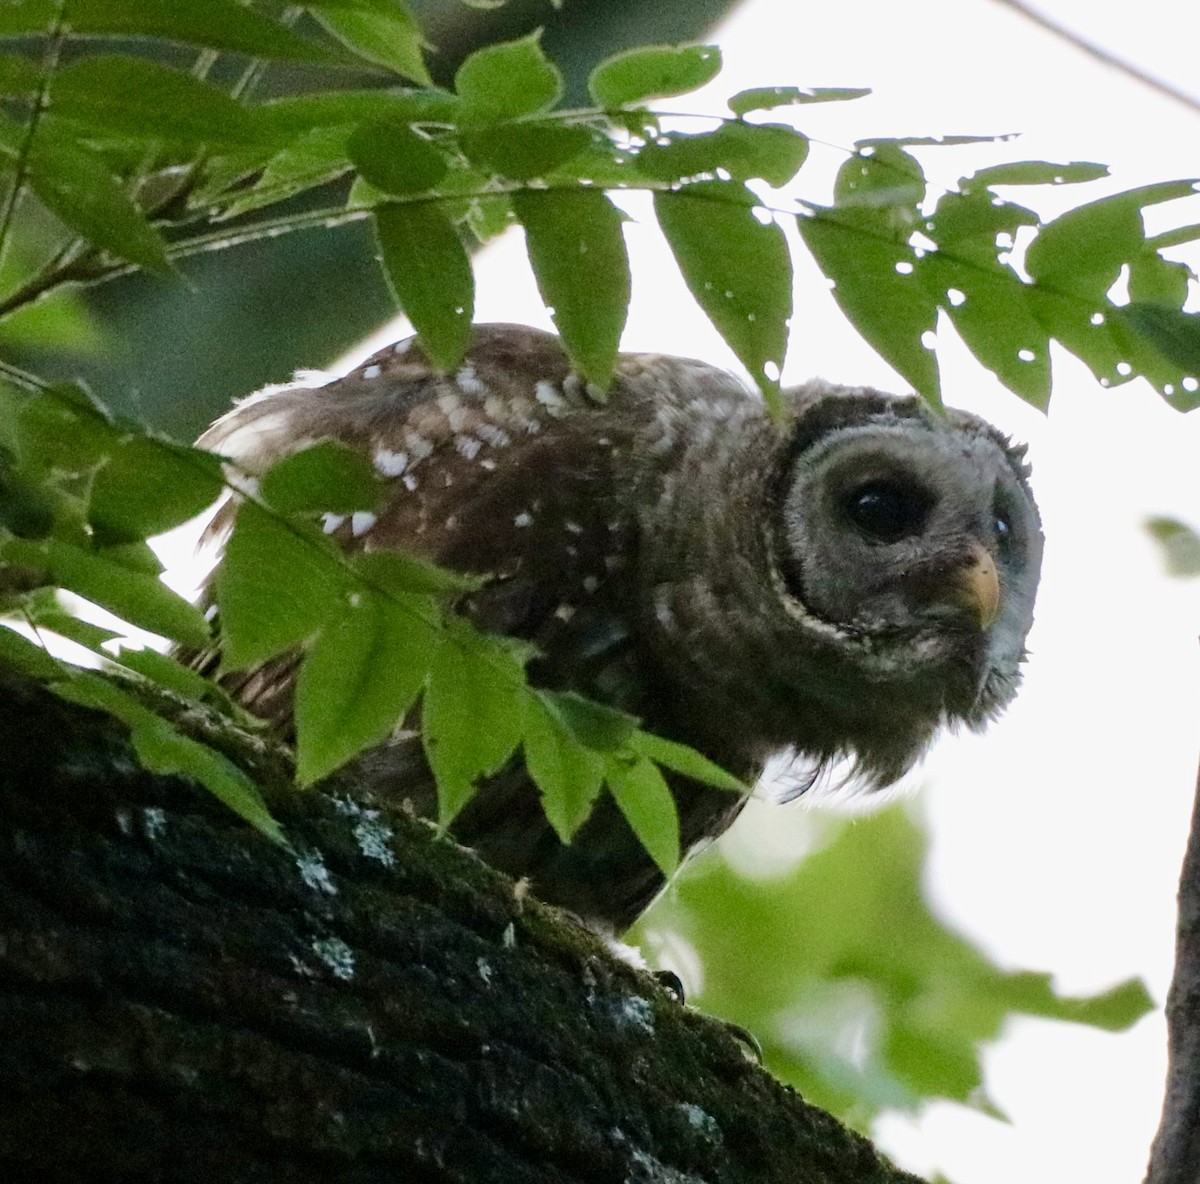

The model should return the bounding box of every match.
[381,2,1198,1180]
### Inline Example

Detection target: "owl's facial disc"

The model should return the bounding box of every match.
[774,411,1042,722]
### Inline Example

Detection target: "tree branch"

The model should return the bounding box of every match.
[0,665,923,1183]
[989,0,1200,118]
[1146,754,1200,1184]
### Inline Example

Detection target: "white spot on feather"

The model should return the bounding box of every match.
[403,431,434,461]
[535,380,565,411]
[361,363,382,380]
[454,435,483,460]
[456,364,486,395]
[476,423,511,448]
[514,511,533,528]
[373,447,408,477]
[351,511,376,537]
[402,473,420,492]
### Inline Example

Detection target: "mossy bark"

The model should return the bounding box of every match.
[0,668,922,1184]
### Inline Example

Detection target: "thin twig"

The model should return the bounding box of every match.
[990,0,1200,117]
[0,358,54,393]
[0,1,68,274]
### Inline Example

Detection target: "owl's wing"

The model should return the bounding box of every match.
[202,324,642,713]
[198,325,746,929]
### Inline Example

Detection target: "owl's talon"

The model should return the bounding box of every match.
[653,968,685,1004]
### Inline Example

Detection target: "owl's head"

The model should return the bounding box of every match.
[765,383,1042,776]
[634,370,1042,789]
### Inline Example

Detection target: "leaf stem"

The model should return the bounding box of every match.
[0,0,67,275]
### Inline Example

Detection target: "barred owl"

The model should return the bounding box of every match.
[200,324,1042,931]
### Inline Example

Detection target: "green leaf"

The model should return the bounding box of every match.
[606,754,680,876]
[964,160,1109,188]
[0,0,340,62]
[628,729,746,793]
[9,382,119,476]
[513,189,630,389]
[540,690,638,751]
[422,621,525,825]
[353,549,483,597]
[0,623,61,679]
[347,121,447,194]
[588,44,721,108]
[1145,516,1200,577]
[112,645,224,702]
[24,592,122,650]
[836,142,925,216]
[455,31,562,123]
[45,538,210,648]
[655,181,791,411]
[0,53,40,96]
[295,588,433,784]
[640,805,1152,1127]
[255,90,460,138]
[311,3,432,84]
[1109,304,1200,409]
[1127,251,1192,308]
[799,206,941,404]
[0,454,55,538]
[921,189,1049,408]
[727,86,870,116]
[52,670,284,843]
[1026,179,1198,301]
[260,440,381,515]
[215,501,351,669]
[0,117,172,275]
[89,437,224,544]
[459,122,595,182]
[50,57,276,147]
[521,690,606,843]
[374,201,473,371]
[219,126,354,220]
[636,122,808,187]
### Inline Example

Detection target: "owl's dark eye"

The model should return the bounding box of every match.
[843,480,930,543]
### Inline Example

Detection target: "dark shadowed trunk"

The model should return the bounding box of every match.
[0,665,922,1184]
[1147,756,1200,1184]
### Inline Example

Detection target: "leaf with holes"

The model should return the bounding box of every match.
[921,188,1049,408]
[655,181,791,413]
[727,86,870,116]
[799,205,941,405]
[636,122,808,187]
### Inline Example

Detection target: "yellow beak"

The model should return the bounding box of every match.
[952,543,1001,628]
